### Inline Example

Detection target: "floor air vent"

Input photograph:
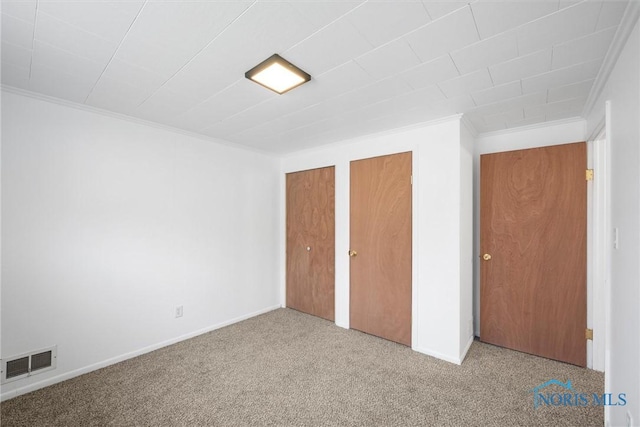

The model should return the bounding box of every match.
[1,346,57,384]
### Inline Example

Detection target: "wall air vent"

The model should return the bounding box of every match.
[6,357,29,379]
[1,346,57,384]
[31,350,53,371]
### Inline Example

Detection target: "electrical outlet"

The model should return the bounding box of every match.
[175,305,183,318]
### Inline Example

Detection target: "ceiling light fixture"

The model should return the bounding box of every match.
[245,54,311,95]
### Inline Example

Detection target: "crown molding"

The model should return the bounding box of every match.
[460,114,478,138]
[475,116,586,140]
[1,85,279,158]
[586,116,606,143]
[281,114,464,158]
[582,2,640,120]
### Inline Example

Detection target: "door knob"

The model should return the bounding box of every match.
[482,253,492,261]
[348,250,358,257]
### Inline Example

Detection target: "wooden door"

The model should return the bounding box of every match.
[480,142,587,366]
[350,152,412,346]
[286,167,335,321]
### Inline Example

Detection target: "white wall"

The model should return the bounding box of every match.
[586,15,640,427]
[471,119,587,337]
[0,91,281,400]
[281,117,473,364]
[460,123,474,354]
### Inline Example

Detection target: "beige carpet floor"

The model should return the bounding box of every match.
[1,308,603,426]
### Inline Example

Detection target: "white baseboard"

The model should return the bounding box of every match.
[0,305,280,402]
[460,335,475,363]
[413,335,475,365]
[413,346,462,365]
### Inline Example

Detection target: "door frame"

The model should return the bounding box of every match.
[589,130,608,372]
[474,120,607,371]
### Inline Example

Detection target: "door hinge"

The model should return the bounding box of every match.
[585,328,593,340]
[410,175,413,185]
[586,169,594,181]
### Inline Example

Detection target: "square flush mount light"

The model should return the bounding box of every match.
[245,54,311,94]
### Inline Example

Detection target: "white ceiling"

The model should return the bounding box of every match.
[0,0,630,153]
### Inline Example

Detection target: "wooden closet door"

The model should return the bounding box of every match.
[286,167,335,321]
[480,142,587,366]
[350,152,412,346]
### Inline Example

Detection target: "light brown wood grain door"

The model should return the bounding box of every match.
[286,167,335,321]
[350,152,412,346]
[480,142,587,366]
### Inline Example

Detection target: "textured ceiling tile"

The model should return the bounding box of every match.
[472,91,547,116]
[421,1,468,20]
[101,58,168,93]
[285,17,373,75]
[1,0,37,23]
[558,1,582,11]
[451,32,519,75]
[1,61,30,88]
[215,2,326,71]
[516,1,602,55]
[546,107,584,121]
[114,38,194,80]
[405,6,479,63]
[355,40,421,81]
[200,120,248,139]
[470,0,559,40]
[506,114,546,129]
[86,76,155,114]
[482,112,507,129]
[29,64,95,103]
[376,84,447,113]
[134,87,210,123]
[444,94,476,113]
[471,81,522,107]
[125,1,252,53]
[347,1,431,47]
[36,13,118,66]
[551,26,616,70]
[32,40,105,82]
[1,13,34,49]
[400,54,460,90]
[438,69,493,99]
[480,114,508,132]
[210,100,292,137]
[331,77,413,113]
[488,49,552,85]
[37,1,143,43]
[290,1,364,31]
[313,60,374,99]
[547,79,594,103]
[171,80,275,131]
[1,40,32,70]
[522,59,602,94]
[546,97,588,116]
